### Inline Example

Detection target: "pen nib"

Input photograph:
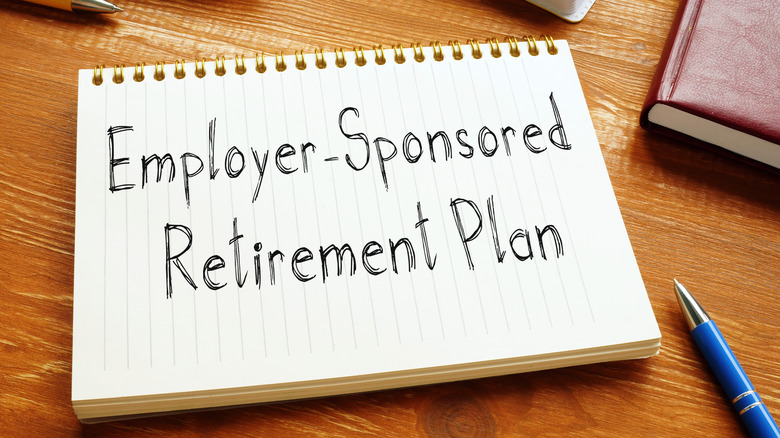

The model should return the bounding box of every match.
[674,279,710,330]
[71,0,123,13]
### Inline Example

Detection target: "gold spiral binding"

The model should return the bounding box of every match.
[487,38,501,58]
[295,51,306,70]
[448,40,463,60]
[194,58,206,78]
[392,44,405,64]
[256,53,267,73]
[215,56,227,76]
[432,41,444,62]
[354,47,367,66]
[235,54,247,74]
[412,42,425,62]
[524,35,539,56]
[113,64,124,84]
[541,34,558,55]
[314,48,327,69]
[154,61,165,81]
[373,45,386,65]
[275,52,287,72]
[89,35,560,86]
[334,48,346,68]
[275,52,287,71]
[134,62,145,82]
[506,36,520,57]
[92,65,104,85]
[468,39,482,59]
[174,59,186,79]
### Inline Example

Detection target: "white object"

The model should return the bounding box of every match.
[526,0,597,22]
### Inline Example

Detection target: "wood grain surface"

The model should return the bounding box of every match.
[0,0,778,435]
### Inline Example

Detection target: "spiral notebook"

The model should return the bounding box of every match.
[72,36,660,422]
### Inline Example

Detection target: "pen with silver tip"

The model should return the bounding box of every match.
[675,279,779,437]
[21,0,122,13]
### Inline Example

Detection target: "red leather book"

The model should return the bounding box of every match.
[640,0,780,170]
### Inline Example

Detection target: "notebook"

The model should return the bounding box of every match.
[640,0,780,170]
[73,36,661,422]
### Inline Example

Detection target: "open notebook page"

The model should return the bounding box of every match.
[73,40,659,419]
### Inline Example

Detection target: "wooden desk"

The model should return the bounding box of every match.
[0,0,778,435]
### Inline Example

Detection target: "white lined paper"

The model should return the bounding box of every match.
[72,41,660,420]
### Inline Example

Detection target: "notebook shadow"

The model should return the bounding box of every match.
[638,129,780,214]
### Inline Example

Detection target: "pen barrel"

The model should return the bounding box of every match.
[691,321,755,402]
[22,0,72,10]
[691,321,780,437]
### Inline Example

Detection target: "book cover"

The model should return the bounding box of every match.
[640,0,780,170]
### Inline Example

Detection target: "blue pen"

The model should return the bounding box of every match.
[675,279,780,437]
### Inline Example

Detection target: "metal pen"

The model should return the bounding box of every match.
[21,0,122,13]
[675,279,780,437]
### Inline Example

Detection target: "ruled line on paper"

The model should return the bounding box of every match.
[356,64,403,346]
[441,50,512,334]
[102,84,108,371]
[221,74,246,360]
[295,69,314,354]
[515,53,575,326]
[339,67,381,348]
[314,68,341,352]
[124,81,130,370]
[144,78,153,367]
[370,63,425,344]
